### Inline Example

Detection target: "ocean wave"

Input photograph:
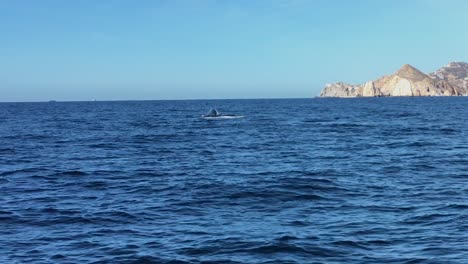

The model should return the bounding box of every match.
[1,99,466,263]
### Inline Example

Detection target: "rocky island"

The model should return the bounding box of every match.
[320,62,468,97]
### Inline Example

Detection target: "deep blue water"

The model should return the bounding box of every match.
[0,98,467,264]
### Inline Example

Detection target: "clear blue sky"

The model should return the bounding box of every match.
[1,0,467,101]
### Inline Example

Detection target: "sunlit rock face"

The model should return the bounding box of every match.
[319,82,359,97]
[429,62,468,96]
[319,62,467,97]
[390,79,413,96]
[361,81,382,97]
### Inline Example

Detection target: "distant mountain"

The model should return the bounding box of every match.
[320,62,468,97]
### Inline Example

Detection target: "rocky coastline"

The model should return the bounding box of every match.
[320,62,468,97]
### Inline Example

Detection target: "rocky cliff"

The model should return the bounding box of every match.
[429,62,468,96]
[320,82,360,97]
[320,62,468,97]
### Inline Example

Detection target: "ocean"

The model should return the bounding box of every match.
[0,98,467,263]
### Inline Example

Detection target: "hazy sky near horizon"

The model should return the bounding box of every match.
[1,0,468,101]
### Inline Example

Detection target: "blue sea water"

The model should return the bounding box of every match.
[0,98,467,264]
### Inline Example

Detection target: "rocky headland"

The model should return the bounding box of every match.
[320,62,468,97]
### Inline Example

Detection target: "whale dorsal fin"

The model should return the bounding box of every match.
[206,108,220,117]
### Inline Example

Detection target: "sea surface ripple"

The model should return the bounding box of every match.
[0,98,467,263]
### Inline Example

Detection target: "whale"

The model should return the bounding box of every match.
[204,108,220,117]
[201,108,244,119]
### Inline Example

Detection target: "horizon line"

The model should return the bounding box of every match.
[0,97,320,103]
